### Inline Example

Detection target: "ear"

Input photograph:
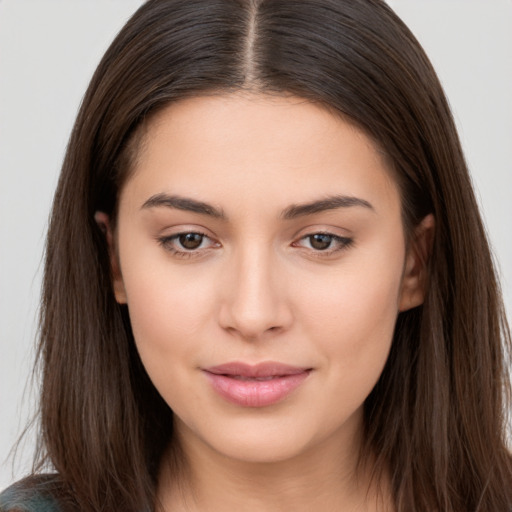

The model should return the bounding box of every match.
[94,211,127,304]
[398,213,435,312]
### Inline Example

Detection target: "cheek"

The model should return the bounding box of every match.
[302,240,403,335]
[303,279,398,375]
[118,246,217,368]
[121,267,216,415]
[296,238,404,394]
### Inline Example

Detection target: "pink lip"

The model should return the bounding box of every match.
[203,362,311,407]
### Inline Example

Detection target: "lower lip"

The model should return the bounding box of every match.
[204,371,311,407]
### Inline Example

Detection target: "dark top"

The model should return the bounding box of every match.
[0,476,63,512]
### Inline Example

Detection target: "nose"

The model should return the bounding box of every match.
[218,246,293,341]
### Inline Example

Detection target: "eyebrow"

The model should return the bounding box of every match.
[281,195,374,219]
[140,193,374,220]
[141,193,227,219]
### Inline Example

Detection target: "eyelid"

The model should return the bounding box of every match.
[157,229,221,258]
[155,225,354,259]
[291,229,354,256]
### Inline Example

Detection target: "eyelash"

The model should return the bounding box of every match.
[157,231,354,259]
[292,233,354,256]
[157,231,217,259]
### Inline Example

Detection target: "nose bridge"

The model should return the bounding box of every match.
[220,240,291,339]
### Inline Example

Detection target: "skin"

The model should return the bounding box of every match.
[97,93,433,511]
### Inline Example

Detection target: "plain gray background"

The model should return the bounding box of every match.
[1,0,511,490]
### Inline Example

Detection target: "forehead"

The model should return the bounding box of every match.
[121,93,400,218]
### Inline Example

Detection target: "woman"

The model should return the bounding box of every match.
[1,0,511,511]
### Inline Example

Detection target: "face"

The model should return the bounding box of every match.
[104,93,429,466]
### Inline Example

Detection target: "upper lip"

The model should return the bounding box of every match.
[204,361,311,378]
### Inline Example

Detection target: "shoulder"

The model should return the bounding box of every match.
[0,475,64,512]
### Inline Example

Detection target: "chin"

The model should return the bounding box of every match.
[211,432,315,465]
[176,407,362,467]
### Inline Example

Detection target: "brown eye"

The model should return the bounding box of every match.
[157,231,221,258]
[293,232,354,255]
[309,234,333,250]
[178,233,204,250]
[158,231,219,257]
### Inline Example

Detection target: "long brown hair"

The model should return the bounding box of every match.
[32,0,511,510]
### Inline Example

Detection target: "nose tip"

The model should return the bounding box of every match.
[218,255,293,341]
[221,304,286,341]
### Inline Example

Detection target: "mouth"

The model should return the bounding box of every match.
[203,362,312,407]
[228,375,285,381]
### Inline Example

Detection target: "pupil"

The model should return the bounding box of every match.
[179,233,203,250]
[310,234,332,250]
